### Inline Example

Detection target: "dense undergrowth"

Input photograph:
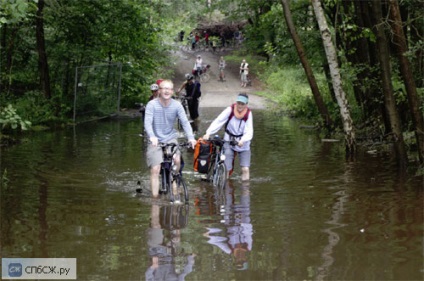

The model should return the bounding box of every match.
[223,50,423,173]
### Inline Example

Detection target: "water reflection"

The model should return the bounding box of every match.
[203,181,252,271]
[145,204,195,280]
[1,112,422,280]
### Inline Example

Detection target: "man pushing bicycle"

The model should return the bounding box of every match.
[144,79,197,199]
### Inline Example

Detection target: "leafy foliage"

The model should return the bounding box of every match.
[0,104,31,132]
[1,0,423,163]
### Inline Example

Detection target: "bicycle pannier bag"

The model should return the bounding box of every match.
[193,138,212,173]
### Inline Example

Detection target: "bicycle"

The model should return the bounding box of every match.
[176,91,190,130]
[205,136,237,189]
[158,142,191,204]
[181,38,193,52]
[193,38,207,52]
[194,64,210,83]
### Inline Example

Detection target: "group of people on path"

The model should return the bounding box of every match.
[143,77,254,200]
[187,53,249,86]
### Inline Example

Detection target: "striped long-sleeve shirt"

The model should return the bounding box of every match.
[144,98,195,143]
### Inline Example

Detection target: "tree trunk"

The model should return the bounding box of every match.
[371,0,408,169]
[35,0,51,99]
[311,0,356,154]
[388,0,424,164]
[279,0,333,131]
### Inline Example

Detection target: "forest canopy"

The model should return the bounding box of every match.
[1,0,423,167]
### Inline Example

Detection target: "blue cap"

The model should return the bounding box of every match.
[236,94,248,104]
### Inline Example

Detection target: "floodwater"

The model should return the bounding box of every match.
[1,107,423,281]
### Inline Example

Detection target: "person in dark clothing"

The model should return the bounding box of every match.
[220,31,226,47]
[184,75,201,121]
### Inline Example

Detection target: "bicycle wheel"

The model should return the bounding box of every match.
[200,73,210,83]
[182,44,191,52]
[160,167,171,195]
[176,175,189,204]
[213,163,227,189]
[206,155,217,182]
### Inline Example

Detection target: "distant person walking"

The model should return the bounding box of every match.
[204,30,209,47]
[218,56,226,82]
[193,55,203,79]
[240,59,249,87]
[184,75,201,121]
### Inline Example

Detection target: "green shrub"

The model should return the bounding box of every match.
[0,104,32,133]
[265,67,322,118]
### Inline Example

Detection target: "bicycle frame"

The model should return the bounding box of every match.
[206,137,236,189]
[179,92,189,115]
[177,92,190,130]
[159,142,190,204]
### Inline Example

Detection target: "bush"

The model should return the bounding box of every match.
[0,104,32,133]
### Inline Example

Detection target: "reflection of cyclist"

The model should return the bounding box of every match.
[146,204,196,280]
[144,79,197,199]
[203,93,253,181]
[203,182,253,270]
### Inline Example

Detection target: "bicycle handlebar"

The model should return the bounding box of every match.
[158,142,192,148]
[207,136,238,146]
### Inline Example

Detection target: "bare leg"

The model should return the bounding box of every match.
[172,154,182,196]
[150,165,161,198]
[241,166,250,181]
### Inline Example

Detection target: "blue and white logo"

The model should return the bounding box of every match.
[8,263,22,277]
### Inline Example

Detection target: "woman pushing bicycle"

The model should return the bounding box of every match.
[202,93,253,181]
[144,79,197,199]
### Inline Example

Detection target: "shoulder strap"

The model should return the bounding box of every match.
[244,107,250,121]
[224,104,250,135]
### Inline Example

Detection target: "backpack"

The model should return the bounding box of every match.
[224,103,250,138]
[193,138,213,173]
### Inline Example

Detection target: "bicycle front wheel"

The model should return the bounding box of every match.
[213,163,227,189]
[200,73,210,83]
[174,175,189,204]
[160,168,171,195]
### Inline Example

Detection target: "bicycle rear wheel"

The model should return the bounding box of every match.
[200,73,210,83]
[213,163,227,189]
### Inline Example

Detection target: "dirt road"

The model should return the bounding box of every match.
[172,49,269,110]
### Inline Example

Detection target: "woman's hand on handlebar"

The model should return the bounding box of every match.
[202,134,210,140]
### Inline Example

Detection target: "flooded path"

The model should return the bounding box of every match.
[1,106,422,280]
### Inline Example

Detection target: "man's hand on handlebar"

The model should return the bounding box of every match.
[149,137,158,146]
[189,139,197,149]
